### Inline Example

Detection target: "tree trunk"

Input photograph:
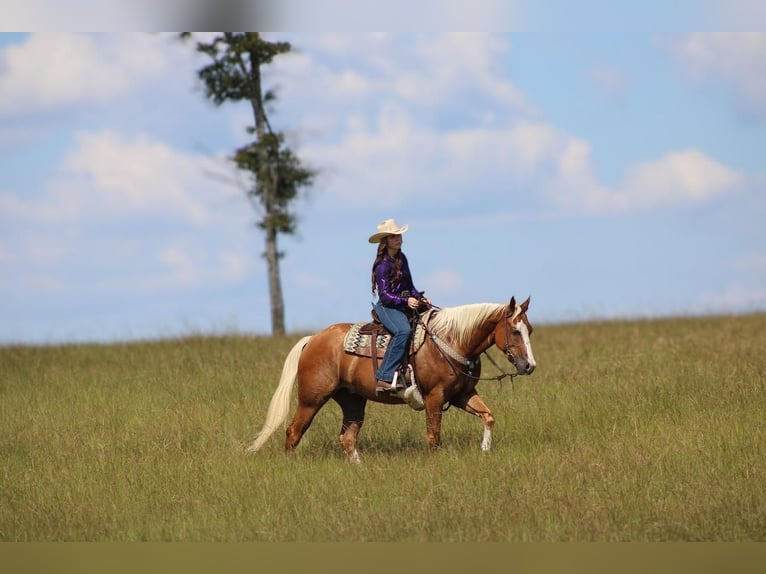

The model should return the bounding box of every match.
[248,39,286,336]
[264,226,285,336]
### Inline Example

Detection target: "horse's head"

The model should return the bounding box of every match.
[495,296,536,375]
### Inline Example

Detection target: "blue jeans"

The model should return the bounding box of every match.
[374,301,412,382]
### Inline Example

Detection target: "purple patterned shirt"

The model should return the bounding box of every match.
[374,252,423,307]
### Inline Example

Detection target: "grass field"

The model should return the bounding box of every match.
[1,313,764,541]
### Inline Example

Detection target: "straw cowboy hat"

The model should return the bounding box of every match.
[368,219,409,243]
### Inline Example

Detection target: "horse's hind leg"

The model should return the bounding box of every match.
[285,403,325,452]
[454,392,495,452]
[285,361,338,453]
[333,389,367,463]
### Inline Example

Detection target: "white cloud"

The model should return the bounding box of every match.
[0,33,170,116]
[305,106,745,217]
[269,34,394,102]
[304,114,563,210]
[621,149,743,204]
[1,130,235,226]
[270,33,531,125]
[549,144,743,214]
[59,131,214,224]
[663,32,766,121]
[406,33,525,109]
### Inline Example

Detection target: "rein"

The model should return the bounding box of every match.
[413,307,519,385]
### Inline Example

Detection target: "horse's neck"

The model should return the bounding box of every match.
[428,304,504,359]
[448,316,500,360]
[466,322,499,359]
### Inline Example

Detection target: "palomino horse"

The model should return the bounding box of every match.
[247,296,535,461]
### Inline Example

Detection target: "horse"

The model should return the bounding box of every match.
[246,296,536,461]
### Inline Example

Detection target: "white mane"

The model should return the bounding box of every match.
[428,303,506,348]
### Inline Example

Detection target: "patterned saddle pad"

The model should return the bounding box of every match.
[343,324,390,358]
[342,309,433,358]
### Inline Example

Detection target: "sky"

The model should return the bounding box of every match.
[1,27,765,344]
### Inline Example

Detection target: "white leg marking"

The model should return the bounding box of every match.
[481,427,492,452]
[349,450,361,464]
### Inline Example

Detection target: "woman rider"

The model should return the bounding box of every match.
[368,219,430,392]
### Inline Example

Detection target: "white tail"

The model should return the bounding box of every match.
[246,335,312,453]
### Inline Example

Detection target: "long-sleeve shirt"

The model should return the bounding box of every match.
[374,252,423,308]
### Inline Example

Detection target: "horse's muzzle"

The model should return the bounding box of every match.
[517,361,535,375]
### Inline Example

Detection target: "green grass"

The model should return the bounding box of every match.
[1,314,764,541]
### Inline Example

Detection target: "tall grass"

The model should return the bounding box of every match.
[1,314,764,541]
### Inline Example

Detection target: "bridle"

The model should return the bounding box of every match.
[502,304,519,365]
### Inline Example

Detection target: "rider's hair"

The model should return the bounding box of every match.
[371,238,403,295]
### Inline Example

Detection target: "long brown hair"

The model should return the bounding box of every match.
[371,239,403,295]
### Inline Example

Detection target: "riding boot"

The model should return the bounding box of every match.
[375,380,394,393]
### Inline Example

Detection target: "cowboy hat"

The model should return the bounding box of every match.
[368,219,409,243]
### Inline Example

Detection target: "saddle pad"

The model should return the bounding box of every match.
[343,323,389,358]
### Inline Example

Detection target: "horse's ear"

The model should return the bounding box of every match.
[509,296,516,311]
[521,296,530,313]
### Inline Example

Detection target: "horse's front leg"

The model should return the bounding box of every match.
[454,392,495,452]
[423,391,446,450]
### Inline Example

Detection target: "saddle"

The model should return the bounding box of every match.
[358,308,384,334]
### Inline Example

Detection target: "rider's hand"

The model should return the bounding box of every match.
[407,297,420,309]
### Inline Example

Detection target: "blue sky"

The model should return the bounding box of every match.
[1,30,765,344]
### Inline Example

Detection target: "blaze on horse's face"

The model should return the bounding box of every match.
[498,296,536,375]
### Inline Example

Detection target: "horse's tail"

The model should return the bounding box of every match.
[246,335,312,454]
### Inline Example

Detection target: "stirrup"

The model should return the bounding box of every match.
[392,370,401,391]
[404,364,415,387]
[396,365,414,388]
